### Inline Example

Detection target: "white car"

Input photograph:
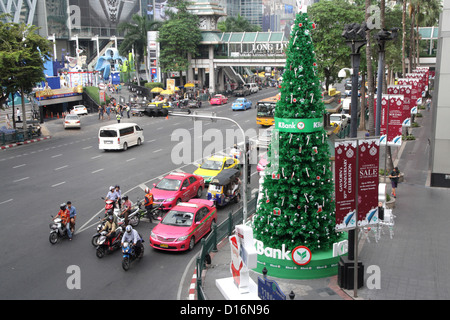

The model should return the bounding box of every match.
[330,114,350,129]
[71,105,88,116]
[64,114,81,129]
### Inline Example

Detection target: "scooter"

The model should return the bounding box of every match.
[49,216,72,244]
[96,227,123,258]
[122,239,144,271]
[136,199,165,222]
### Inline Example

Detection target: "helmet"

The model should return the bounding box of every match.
[60,203,66,210]
[107,209,114,215]
[123,195,128,201]
[109,186,114,191]
[126,225,132,233]
[107,215,114,222]
[145,187,150,194]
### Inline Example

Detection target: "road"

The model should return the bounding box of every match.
[0,87,278,299]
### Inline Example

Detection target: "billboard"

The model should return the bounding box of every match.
[68,0,140,28]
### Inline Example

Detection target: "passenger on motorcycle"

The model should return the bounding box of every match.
[54,203,72,240]
[144,188,154,222]
[66,201,76,234]
[106,186,120,209]
[115,185,122,209]
[121,195,132,225]
[101,215,118,243]
[122,225,142,257]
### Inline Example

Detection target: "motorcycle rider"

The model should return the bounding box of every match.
[54,203,72,240]
[122,225,142,258]
[100,215,119,244]
[106,185,119,209]
[66,201,76,234]
[121,195,132,225]
[144,187,154,222]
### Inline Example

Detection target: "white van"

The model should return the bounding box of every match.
[98,123,144,151]
[245,83,259,94]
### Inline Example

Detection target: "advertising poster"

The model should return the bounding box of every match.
[357,139,380,226]
[388,85,412,127]
[69,0,140,27]
[398,78,420,114]
[374,94,404,146]
[335,139,380,231]
[334,140,357,231]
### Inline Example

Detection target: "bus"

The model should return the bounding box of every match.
[256,95,279,126]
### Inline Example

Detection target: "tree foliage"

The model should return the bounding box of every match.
[0,15,52,134]
[217,15,262,32]
[158,0,202,84]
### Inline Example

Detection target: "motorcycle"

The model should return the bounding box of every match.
[91,201,141,247]
[122,239,144,271]
[49,216,72,244]
[136,199,165,222]
[96,227,123,258]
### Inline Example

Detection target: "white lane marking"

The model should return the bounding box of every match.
[0,199,13,205]
[153,149,162,153]
[51,181,66,187]
[82,146,92,150]
[55,165,69,171]
[126,158,136,162]
[51,154,62,158]
[13,177,29,183]
[91,155,102,159]
[91,168,104,174]
[13,164,26,169]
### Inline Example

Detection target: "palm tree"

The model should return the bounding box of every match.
[118,14,162,86]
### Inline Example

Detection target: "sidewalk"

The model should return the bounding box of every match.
[199,107,450,300]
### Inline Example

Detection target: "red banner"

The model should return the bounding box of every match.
[335,139,380,230]
[388,85,412,127]
[374,94,404,146]
[334,140,357,231]
[357,139,380,226]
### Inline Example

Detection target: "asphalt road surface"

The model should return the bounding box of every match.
[0,87,278,299]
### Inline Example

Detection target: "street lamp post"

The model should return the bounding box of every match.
[341,22,368,297]
[374,28,399,136]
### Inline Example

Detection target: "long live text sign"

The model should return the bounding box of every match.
[274,117,323,133]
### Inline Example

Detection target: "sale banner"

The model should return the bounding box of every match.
[334,140,357,231]
[357,139,380,226]
[374,94,404,146]
[388,85,412,127]
[398,78,420,114]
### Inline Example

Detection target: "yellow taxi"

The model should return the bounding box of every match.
[193,155,240,184]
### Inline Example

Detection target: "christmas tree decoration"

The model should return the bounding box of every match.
[253,11,340,253]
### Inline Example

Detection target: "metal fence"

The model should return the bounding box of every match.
[195,196,258,300]
[0,126,41,146]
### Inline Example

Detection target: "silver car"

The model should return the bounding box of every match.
[64,114,81,129]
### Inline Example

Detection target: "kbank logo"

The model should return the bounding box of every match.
[292,246,312,266]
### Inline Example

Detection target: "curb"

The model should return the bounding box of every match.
[0,135,51,150]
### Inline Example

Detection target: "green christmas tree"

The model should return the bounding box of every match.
[253,12,340,251]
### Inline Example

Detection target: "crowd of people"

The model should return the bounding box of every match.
[97,98,130,122]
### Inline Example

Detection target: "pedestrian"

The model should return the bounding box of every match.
[126,104,130,118]
[388,167,400,198]
[377,201,384,221]
[16,107,22,122]
[426,98,431,111]
[116,112,121,123]
[106,104,111,120]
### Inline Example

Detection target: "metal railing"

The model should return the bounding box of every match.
[195,196,258,300]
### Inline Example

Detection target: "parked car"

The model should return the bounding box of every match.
[330,114,350,129]
[151,172,205,211]
[210,94,228,105]
[149,199,217,251]
[234,86,250,96]
[71,105,88,116]
[193,155,240,184]
[250,126,273,150]
[231,98,252,111]
[63,114,81,129]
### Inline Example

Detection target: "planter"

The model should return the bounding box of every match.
[385,198,396,209]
